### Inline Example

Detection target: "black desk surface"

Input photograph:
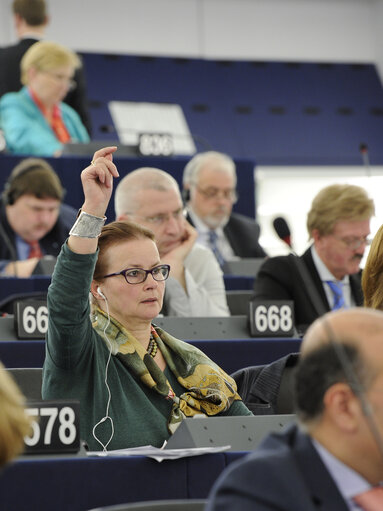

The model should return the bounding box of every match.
[0,451,246,511]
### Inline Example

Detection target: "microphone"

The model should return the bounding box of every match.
[359,142,371,178]
[273,216,293,250]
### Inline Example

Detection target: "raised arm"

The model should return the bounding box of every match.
[68,146,119,254]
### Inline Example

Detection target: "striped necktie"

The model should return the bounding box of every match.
[325,280,345,310]
[208,230,225,267]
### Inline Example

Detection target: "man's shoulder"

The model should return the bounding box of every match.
[227,212,259,229]
[259,253,293,270]
[217,424,308,485]
[189,242,214,257]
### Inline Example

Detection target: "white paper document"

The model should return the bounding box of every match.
[87,444,230,462]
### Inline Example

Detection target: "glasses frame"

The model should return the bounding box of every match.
[193,184,238,203]
[332,235,372,251]
[103,264,170,285]
[127,208,187,226]
[43,71,77,91]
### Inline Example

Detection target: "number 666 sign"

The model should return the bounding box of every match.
[249,300,295,337]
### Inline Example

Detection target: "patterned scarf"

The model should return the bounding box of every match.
[92,308,241,433]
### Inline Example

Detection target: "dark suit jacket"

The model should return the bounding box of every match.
[187,211,267,258]
[253,247,363,333]
[0,38,91,135]
[232,353,299,415]
[0,198,76,261]
[207,424,350,511]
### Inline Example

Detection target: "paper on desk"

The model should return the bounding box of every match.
[87,444,231,462]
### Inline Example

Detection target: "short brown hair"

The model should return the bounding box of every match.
[12,0,47,26]
[93,221,156,283]
[306,184,374,238]
[0,362,32,467]
[362,224,383,309]
[3,158,64,205]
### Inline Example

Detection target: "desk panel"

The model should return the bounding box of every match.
[0,338,301,374]
[0,452,241,511]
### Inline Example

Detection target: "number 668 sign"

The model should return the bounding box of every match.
[249,300,295,337]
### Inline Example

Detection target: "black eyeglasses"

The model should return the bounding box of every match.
[103,264,170,284]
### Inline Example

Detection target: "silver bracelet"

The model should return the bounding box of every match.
[69,210,106,238]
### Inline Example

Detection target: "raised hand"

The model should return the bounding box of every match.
[81,146,119,218]
[68,147,119,254]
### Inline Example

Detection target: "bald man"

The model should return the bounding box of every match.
[207,308,383,510]
[114,168,229,317]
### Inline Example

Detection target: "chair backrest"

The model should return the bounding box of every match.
[225,290,252,315]
[223,258,264,276]
[88,499,207,511]
[0,292,47,315]
[6,367,43,401]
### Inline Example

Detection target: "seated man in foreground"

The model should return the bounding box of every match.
[0,157,76,277]
[207,307,383,510]
[114,167,230,317]
[253,184,374,333]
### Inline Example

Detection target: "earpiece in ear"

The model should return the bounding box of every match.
[182,188,190,203]
[97,286,106,299]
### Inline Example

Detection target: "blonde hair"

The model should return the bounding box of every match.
[20,40,80,85]
[362,224,383,310]
[0,362,32,466]
[306,184,374,238]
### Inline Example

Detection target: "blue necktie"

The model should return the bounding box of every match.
[208,230,225,267]
[325,281,345,310]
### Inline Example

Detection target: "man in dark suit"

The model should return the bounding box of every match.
[0,157,76,277]
[254,184,374,333]
[182,151,266,264]
[0,0,91,134]
[207,307,383,510]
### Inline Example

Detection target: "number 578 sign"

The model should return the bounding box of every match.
[249,301,295,337]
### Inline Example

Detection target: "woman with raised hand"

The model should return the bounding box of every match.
[42,147,251,451]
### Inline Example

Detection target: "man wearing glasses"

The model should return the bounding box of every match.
[253,184,375,334]
[114,167,230,317]
[182,151,267,266]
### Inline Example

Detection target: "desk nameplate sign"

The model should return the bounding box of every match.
[249,300,295,337]
[138,132,174,156]
[24,400,80,455]
[14,299,48,339]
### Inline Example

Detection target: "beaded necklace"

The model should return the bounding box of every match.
[147,334,158,358]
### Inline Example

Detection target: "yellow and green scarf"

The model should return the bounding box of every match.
[92,308,241,433]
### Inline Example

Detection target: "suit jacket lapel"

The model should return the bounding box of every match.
[350,272,363,306]
[293,429,350,510]
[301,248,331,312]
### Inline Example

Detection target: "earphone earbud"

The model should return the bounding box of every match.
[97,286,106,299]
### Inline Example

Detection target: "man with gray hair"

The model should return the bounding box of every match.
[182,151,266,265]
[114,167,230,317]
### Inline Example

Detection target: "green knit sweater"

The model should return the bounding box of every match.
[42,243,251,451]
